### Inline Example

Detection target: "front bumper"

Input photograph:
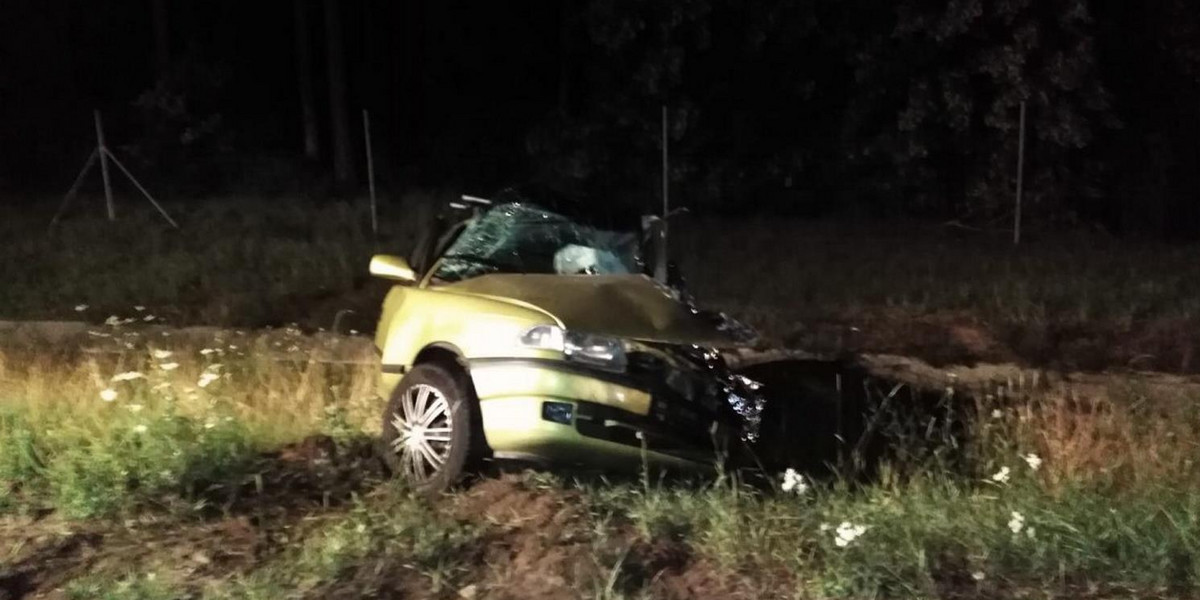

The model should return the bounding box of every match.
[468,358,728,471]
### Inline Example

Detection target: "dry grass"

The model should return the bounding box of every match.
[2,333,1200,597]
[0,330,381,517]
[1002,388,1200,493]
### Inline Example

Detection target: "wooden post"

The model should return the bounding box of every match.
[104,149,179,229]
[94,110,115,221]
[363,109,377,237]
[1014,101,1027,246]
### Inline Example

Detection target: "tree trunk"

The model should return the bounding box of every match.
[324,0,354,184]
[294,0,319,161]
[558,0,571,114]
[152,0,169,79]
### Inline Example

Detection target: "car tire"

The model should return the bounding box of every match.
[379,362,479,493]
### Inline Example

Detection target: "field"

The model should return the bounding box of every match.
[4,194,1200,598]
[8,193,1200,372]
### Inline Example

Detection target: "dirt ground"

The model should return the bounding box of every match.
[0,436,381,600]
[0,438,769,600]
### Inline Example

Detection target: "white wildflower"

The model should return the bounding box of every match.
[991,466,1011,484]
[1007,511,1025,535]
[105,315,122,327]
[152,349,173,360]
[134,305,146,312]
[781,468,809,495]
[159,362,179,371]
[100,388,118,402]
[1023,453,1042,471]
[133,424,148,434]
[204,420,216,430]
[833,521,868,547]
[971,571,986,582]
[111,371,145,382]
[197,372,220,388]
[200,348,217,355]
[991,409,1003,419]
[349,329,359,335]
[143,315,156,322]
[1026,527,1036,539]
[128,404,144,414]
[818,523,831,532]
[355,523,366,534]
[75,304,89,312]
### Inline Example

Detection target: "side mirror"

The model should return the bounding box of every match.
[369,254,417,284]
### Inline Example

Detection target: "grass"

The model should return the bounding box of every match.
[6,193,1200,370]
[3,333,1199,598]
[219,485,481,599]
[573,378,1200,597]
[0,337,380,517]
[4,195,1200,596]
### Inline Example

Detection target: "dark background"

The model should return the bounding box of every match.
[3,0,1199,237]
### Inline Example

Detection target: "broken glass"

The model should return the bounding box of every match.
[433,203,642,282]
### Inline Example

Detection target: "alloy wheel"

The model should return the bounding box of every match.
[388,383,454,481]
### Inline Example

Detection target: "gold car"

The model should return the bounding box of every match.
[370,188,761,491]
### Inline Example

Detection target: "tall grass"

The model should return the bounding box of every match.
[3,333,1199,596]
[0,338,378,517]
[582,378,1200,598]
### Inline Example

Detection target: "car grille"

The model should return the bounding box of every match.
[627,349,729,421]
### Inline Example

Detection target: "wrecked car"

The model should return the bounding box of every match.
[370,187,762,490]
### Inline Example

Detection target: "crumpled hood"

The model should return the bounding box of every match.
[443,273,753,347]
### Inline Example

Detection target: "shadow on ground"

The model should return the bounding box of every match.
[742,358,973,482]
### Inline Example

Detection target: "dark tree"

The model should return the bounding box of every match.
[324,0,354,185]
[152,0,169,78]
[294,0,319,161]
[842,0,1114,222]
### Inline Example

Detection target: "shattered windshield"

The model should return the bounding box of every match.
[432,203,642,283]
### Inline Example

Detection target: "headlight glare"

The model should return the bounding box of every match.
[518,325,626,372]
[565,331,627,372]
[519,324,565,351]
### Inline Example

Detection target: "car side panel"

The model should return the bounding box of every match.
[374,285,563,396]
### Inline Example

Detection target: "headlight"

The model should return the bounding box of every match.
[519,325,627,372]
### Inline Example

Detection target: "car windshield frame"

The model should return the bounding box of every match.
[429,202,644,284]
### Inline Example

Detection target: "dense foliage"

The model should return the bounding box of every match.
[529,0,1199,232]
[2,0,1199,234]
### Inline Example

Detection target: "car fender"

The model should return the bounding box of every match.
[375,285,565,395]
